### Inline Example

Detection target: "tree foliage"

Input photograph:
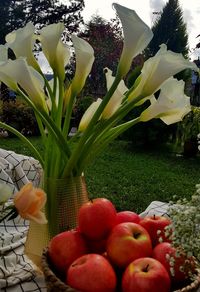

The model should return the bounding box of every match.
[79,15,123,96]
[0,0,84,44]
[25,0,84,35]
[146,0,189,58]
[0,0,25,44]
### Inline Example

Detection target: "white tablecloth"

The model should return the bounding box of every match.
[0,149,46,291]
[0,148,172,291]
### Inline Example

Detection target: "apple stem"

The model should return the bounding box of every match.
[154,214,156,220]
[133,232,141,239]
[143,264,149,273]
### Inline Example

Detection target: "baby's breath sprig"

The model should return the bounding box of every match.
[167,184,200,267]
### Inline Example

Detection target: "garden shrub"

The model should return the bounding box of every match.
[175,106,200,156]
[1,99,40,136]
[119,99,176,149]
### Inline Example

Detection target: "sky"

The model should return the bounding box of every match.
[80,0,200,60]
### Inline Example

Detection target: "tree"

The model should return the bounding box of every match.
[146,0,189,58]
[0,0,25,44]
[79,15,123,96]
[0,0,84,44]
[25,0,85,36]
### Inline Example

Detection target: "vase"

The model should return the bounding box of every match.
[25,175,89,268]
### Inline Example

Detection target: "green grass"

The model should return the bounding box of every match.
[0,137,199,214]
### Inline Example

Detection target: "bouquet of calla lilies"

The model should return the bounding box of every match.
[0,3,198,224]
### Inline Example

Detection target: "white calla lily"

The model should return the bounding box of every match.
[0,58,47,111]
[5,22,39,70]
[0,183,12,204]
[39,23,70,79]
[140,77,191,125]
[129,44,198,102]
[0,60,19,91]
[78,98,102,132]
[71,35,94,95]
[0,45,8,62]
[113,3,153,77]
[102,68,128,119]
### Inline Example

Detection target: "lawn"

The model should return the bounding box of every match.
[0,137,199,214]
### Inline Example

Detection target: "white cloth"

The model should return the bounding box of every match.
[0,149,46,291]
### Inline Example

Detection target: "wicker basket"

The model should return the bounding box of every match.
[41,248,200,292]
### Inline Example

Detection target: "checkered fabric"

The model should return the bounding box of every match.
[0,148,174,292]
[0,149,46,291]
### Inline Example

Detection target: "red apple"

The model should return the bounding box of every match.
[67,253,117,292]
[106,222,152,268]
[48,229,88,275]
[152,242,196,283]
[116,211,140,224]
[78,198,117,240]
[140,215,172,246]
[122,257,171,292]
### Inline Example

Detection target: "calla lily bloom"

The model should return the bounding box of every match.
[5,22,40,71]
[71,35,94,95]
[113,3,153,77]
[129,44,198,102]
[102,68,128,119]
[0,60,19,91]
[0,45,8,62]
[78,98,102,132]
[140,77,191,125]
[39,23,70,80]
[0,58,48,111]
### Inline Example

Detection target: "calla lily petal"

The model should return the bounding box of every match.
[0,60,19,91]
[0,45,8,62]
[140,77,191,125]
[129,44,198,102]
[71,35,94,95]
[39,23,70,79]
[113,3,153,77]
[0,58,48,111]
[78,98,102,132]
[102,68,128,119]
[5,22,39,71]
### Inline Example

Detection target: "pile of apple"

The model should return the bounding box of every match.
[48,198,195,292]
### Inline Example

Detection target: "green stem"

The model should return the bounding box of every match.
[0,121,44,167]
[35,113,46,144]
[17,89,71,160]
[76,94,143,171]
[62,74,122,177]
[63,90,76,138]
[78,117,140,173]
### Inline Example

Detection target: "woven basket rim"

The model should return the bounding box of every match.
[41,247,79,292]
[41,248,200,292]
